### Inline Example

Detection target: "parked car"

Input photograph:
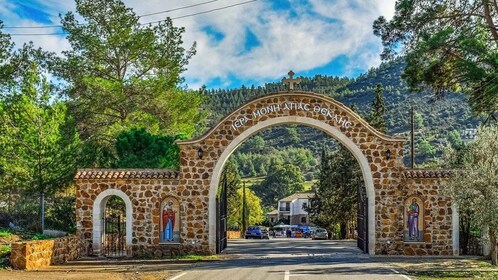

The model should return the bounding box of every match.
[312,228,328,240]
[245,226,270,239]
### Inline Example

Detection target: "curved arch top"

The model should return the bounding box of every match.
[92,189,133,254]
[179,91,405,145]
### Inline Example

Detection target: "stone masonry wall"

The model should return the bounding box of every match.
[75,169,211,257]
[10,235,84,270]
[375,169,453,255]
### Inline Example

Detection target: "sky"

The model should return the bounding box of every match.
[0,0,396,90]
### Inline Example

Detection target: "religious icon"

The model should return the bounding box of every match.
[161,198,179,243]
[403,196,424,242]
[407,198,419,239]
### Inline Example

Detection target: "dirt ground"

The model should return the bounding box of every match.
[0,257,198,280]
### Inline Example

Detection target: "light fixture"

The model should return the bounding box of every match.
[386,149,392,160]
[197,147,204,159]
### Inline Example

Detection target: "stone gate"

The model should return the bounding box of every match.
[75,90,458,257]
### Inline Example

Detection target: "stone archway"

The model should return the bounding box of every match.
[177,91,406,255]
[92,189,133,255]
[75,90,457,257]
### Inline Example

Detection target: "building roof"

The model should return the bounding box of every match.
[279,192,314,202]
[267,209,279,215]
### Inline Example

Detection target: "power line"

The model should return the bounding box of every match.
[3,0,222,29]
[168,0,258,21]
[139,0,220,18]
[7,0,259,36]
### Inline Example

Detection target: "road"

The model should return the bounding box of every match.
[168,238,412,280]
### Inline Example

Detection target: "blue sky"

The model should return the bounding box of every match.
[0,0,395,90]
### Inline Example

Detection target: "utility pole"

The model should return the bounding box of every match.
[241,181,247,235]
[410,106,415,168]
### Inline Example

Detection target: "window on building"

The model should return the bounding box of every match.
[302,202,307,209]
[301,217,307,223]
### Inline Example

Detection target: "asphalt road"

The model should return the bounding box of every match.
[167,238,412,280]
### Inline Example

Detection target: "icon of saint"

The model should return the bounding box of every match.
[162,201,176,241]
[407,198,419,240]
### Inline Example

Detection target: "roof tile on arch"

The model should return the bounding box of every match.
[75,169,179,180]
[403,169,453,179]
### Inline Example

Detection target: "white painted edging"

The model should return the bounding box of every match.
[208,116,376,255]
[92,188,133,254]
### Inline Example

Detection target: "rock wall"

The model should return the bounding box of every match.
[75,169,211,256]
[10,235,84,270]
[374,169,453,255]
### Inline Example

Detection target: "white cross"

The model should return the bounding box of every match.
[282,70,301,91]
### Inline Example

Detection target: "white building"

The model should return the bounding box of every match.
[269,192,314,226]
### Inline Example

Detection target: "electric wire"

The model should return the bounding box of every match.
[5,0,258,36]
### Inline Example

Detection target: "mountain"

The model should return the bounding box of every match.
[201,59,481,172]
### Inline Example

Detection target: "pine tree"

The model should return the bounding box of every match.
[0,63,80,231]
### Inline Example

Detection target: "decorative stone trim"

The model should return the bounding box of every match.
[75,169,179,179]
[403,169,453,178]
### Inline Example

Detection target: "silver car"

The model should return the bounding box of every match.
[312,228,328,240]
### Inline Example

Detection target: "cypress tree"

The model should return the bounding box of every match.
[369,83,387,133]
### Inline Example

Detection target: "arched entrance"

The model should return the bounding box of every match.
[177,91,406,256]
[92,189,133,256]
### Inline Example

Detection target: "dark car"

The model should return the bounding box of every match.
[312,228,329,240]
[245,226,270,239]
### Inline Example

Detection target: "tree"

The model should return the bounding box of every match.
[0,22,14,87]
[0,63,80,231]
[53,0,203,148]
[444,125,498,264]
[114,128,185,169]
[220,160,263,228]
[373,0,498,119]
[369,83,387,133]
[308,146,361,238]
[253,163,304,208]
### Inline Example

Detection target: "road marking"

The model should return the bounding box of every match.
[390,268,412,280]
[168,272,187,280]
[284,270,290,280]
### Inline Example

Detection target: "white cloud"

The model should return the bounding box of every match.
[1,0,397,89]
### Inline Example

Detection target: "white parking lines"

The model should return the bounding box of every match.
[168,272,187,280]
[390,268,413,280]
[284,270,290,280]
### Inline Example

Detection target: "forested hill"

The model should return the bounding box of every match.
[202,59,481,168]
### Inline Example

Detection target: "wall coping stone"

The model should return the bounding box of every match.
[75,169,179,180]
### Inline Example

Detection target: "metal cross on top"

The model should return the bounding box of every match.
[282,70,301,91]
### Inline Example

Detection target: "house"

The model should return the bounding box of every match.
[267,192,314,226]
[267,209,279,224]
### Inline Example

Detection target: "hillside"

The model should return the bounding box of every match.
[202,59,481,170]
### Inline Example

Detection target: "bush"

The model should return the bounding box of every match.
[46,196,76,233]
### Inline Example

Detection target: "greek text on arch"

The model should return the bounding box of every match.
[231,102,353,130]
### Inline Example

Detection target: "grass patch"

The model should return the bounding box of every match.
[0,245,10,258]
[0,229,13,238]
[175,254,219,261]
[0,227,52,242]
[412,270,498,280]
